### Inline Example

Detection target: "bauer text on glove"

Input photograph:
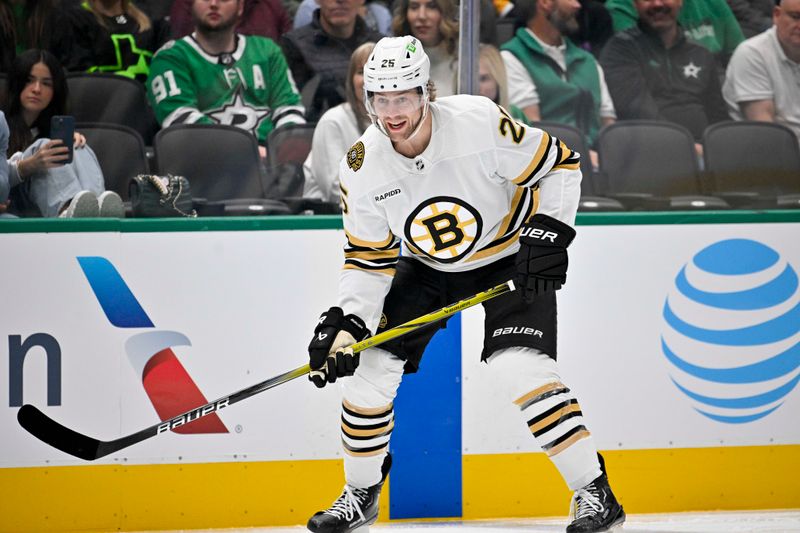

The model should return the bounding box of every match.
[514,214,576,302]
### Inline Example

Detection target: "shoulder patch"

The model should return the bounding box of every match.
[347,141,365,172]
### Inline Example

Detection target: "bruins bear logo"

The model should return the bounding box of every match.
[347,141,365,171]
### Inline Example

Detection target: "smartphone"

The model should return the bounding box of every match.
[50,115,75,164]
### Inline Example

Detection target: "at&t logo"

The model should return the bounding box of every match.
[661,239,800,424]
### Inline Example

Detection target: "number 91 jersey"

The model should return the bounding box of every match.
[338,94,582,276]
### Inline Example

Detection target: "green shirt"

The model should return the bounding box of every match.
[147,35,305,143]
[605,0,744,61]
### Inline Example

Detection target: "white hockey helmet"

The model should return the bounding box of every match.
[363,36,431,138]
[363,35,430,93]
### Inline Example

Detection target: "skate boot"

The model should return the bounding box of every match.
[566,472,625,533]
[307,454,391,533]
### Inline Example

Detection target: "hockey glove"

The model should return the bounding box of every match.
[308,307,370,388]
[515,214,577,302]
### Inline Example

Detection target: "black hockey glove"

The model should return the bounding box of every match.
[308,307,370,388]
[515,214,577,302]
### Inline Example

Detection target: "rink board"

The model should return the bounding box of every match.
[0,213,799,532]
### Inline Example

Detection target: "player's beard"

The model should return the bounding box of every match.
[195,13,238,35]
[548,9,579,36]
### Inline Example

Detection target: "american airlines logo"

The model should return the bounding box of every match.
[78,256,227,435]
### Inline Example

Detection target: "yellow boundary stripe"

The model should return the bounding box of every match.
[1,445,797,532]
[0,459,390,533]
[464,445,800,519]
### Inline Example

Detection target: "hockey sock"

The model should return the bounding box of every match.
[341,348,405,488]
[486,346,602,490]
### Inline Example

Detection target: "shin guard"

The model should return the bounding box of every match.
[487,346,602,490]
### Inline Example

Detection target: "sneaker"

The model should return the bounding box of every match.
[98,191,124,218]
[566,473,625,533]
[307,453,391,533]
[58,190,99,218]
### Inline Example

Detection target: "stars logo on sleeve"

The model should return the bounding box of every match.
[682,62,701,79]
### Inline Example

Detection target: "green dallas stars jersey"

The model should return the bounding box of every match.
[147,34,305,142]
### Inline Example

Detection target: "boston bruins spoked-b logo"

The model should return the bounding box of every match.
[404,196,483,263]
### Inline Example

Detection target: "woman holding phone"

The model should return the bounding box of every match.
[3,49,122,218]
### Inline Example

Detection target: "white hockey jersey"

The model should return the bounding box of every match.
[336,94,582,332]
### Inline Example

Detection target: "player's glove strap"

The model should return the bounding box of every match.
[308,307,370,388]
[515,214,577,302]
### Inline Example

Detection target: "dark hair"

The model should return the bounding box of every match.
[4,49,68,155]
[0,0,60,56]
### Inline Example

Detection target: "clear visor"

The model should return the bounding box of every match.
[367,90,425,118]
[365,88,428,138]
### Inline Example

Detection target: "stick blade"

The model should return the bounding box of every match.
[17,404,103,461]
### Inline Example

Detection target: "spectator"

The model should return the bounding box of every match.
[295,0,392,35]
[148,0,305,157]
[723,0,800,145]
[0,0,75,73]
[604,0,744,67]
[478,43,528,122]
[3,49,122,218]
[391,0,459,96]
[600,0,728,148]
[61,0,170,82]
[303,41,374,202]
[170,0,292,41]
[726,0,773,38]
[501,0,616,160]
[281,0,382,122]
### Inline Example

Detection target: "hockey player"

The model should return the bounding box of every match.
[146,0,305,151]
[306,35,625,533]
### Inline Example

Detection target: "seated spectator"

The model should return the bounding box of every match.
[601,0,728,148]
[170,0,292,42]
[501,0,616,163]
[0,0,75,73]
[303,41,374,202]
[604,0,744,67]
[281,0,382,122]
[726,0,773,38]
[295,0,392,35]
[723,0,800,146]
[148,0,305,158]
[61,0,170,82]
[391,0,459,96]
[3,49,122,218]
[478,43,528,122]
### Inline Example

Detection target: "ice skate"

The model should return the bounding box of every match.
[566,472,625,532]
[307,453,391,533]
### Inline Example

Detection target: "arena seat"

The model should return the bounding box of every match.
[597,120,729,210]
[78,123,149,202]
[532,121,625,212]
[703,121,800,209]
[154,124,290,216]
[67,73,158,144]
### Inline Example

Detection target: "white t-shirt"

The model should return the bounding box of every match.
[303,103,364,203]
[723,26,800,144]
[501,29,616,119]
[335,94,582,330]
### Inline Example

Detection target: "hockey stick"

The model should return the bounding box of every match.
[17,280,515,461]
